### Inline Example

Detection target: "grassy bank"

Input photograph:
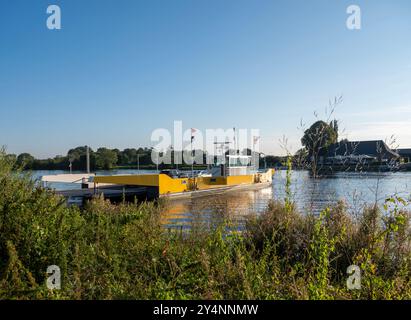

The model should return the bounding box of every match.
[0,151,410,299]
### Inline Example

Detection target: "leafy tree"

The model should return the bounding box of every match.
[16,153,35,169]
[260,155,284,168]
[293,148,309,167]
[95,148,118,170]
[301,121,338,156]
[5,154,17,163]
[66,146,96,171]
[67,146,93,161]
[121,148,138,165]
[330,119,339,141]
[301,120,338,177]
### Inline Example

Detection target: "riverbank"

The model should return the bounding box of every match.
[1,153,410,299]
[316,163,411,173]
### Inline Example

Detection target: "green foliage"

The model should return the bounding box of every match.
[16,153,35,168]
[95,148,118,170]
[301,120,338,157]
[284,155,293,213]
[300,120,339,177]
[307,208,336,299]
[0,150,410,300]
[11,146,209,171]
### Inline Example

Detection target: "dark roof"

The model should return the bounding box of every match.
[326,140,400,159]
[397,149,411,156]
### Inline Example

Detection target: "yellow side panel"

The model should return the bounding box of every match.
[196,177,227,190]
[158,175,189,195]
[226,175,254,185]
[93,171,271,196]
[93,174,160,186]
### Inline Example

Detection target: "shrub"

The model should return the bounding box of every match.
[0,150,410,299]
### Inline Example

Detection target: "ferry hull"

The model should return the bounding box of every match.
[160,181,273,200]
[93,169,274,197]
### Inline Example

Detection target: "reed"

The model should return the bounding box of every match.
[0,150,410,300]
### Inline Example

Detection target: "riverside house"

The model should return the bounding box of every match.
[396,149,411,163]
[322,140,400,165]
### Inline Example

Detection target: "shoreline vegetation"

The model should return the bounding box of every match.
[7,144,410,173]
[5,116,410,173]
[7,146,285,171]
[1,151,410,299]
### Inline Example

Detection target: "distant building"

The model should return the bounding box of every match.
[323,140,400,165]
[396,149,411,163]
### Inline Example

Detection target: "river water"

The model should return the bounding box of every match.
[31,170,411,229]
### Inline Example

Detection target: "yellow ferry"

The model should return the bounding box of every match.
[92,155,274,199]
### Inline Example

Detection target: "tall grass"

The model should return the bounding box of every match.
[0,151,410,299]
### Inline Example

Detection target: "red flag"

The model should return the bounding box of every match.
[191,128,197,142]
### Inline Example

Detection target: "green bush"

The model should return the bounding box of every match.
[0,150,410,299]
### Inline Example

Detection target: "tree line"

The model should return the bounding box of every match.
[7,146,285,171]
[5,115,342,172]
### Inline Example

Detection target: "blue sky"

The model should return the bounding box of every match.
[1,0,411,158]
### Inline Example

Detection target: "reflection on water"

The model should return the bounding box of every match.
[273,171,411,217]
[162,171,411,229]
[31,169,411,229]
[161,187,274,231]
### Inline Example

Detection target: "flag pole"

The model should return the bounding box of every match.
[191,128,194,181]
[233,127,236,155]
[191,128,197,190]
[191,138,193,178]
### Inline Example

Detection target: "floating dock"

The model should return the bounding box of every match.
[41,174,158,205]
[43,155,275,205]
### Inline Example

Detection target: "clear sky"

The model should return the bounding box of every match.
[1,0,410,158]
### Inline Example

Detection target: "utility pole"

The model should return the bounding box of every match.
[191,142,194,178]
[86,146,90,174]
[190,128,196,178]
[137,153,141,172]
[233,127,237,155]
